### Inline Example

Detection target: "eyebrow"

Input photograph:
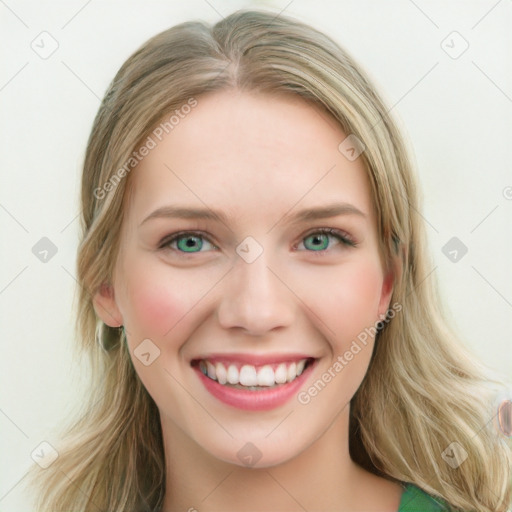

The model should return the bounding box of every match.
[139,202,366,228]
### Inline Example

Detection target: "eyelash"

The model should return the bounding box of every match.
[297,227,357,254]
[158,228,357,256]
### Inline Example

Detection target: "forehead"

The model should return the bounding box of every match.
[125,90,374,225]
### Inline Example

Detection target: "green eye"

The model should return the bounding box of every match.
[160,232,216,253]
[159,228,356,256]
[300,228,356,252]
[303,233,330,251]
[176,235,203,252]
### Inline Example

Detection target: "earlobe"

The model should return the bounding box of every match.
[92,283,123,327]
[377,272,394,319]
[377,256,400,319]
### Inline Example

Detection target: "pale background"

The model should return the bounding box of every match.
[1,0,511,509]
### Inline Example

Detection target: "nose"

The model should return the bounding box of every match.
[216,249,295,336]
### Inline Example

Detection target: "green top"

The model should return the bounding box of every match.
[398,483,451,511]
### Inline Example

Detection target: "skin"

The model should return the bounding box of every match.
[94,90,403,511]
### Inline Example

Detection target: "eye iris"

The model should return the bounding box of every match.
[304,233,329,251]
[177,235,202,252]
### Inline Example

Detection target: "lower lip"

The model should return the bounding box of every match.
[194,361,315,411]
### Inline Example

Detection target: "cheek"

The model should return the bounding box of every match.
[116,260,190,340]
[116,256,222,342]
[131,285,183,337]
[311,258,384,340]
[340,262,383,312]
[317,263,384,402]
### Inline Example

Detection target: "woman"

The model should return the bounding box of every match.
[31,9,511,511]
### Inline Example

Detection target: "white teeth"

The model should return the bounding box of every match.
[274,363,287,384]
[257,365,275,386]
[239,365,258,386]
[206,361,216,380]
[227,364,239,385]
[199,359,310,388]
[286,362,297,382]
[215,362,227,384]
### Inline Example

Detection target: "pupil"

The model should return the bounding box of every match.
[179,236,202,252]
[307,234,327,250]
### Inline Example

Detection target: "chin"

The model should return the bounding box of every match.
[200,433,311,470]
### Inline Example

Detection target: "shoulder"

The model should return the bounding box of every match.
[398,483,452,511]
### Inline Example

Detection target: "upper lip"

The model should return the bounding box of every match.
[191,353,316,366]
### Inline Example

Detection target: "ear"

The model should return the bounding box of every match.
[92,283,123,327]
[377,255,401,319]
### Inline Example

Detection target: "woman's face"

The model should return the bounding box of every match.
[94,90,394,467]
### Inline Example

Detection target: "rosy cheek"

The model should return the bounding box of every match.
[137,288,181,334]
[324,263,383,333]
[347,265,382,311]
[123,274,188,339]
[115,253,179,335]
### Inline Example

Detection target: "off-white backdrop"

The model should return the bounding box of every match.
[1,1,511,509]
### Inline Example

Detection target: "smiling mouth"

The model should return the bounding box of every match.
[191,358,315,390]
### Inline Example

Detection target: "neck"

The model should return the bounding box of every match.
[160,407,373,511]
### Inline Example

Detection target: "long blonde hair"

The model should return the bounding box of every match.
[30,9,511,511]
